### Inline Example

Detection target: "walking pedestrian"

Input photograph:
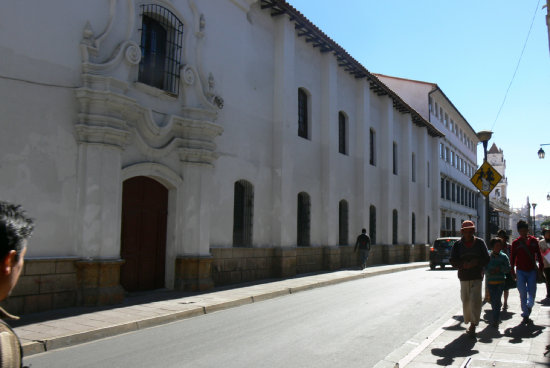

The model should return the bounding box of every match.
[449,220,490,337]
[0,201,34,367]
[354,228,371,270]
[511,220,545,325]
[485,237,510,328]
[497,229,514,310]
[537,226,550,302]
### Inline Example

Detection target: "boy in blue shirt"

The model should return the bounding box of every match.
[486,237,511,328]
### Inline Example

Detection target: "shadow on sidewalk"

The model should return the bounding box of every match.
[503,322,545,344]
[431,334,478,366]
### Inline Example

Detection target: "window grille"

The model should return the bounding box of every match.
[392,142,398,175]
[411,213,416,244]
[298,89,308,138]
[338,112,347,154]
[427,216,430,244]
[369,205,376,244]
[392,210,398,245]
[297,192,310,246]
[338,200,348,245]
[139,4,184,95]
[233,180,254,247]
[411,153,416,182]
[369,129,376,166]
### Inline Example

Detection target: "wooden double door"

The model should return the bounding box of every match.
[120,176,168,292]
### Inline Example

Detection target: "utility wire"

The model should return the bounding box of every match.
[491,0,541,132]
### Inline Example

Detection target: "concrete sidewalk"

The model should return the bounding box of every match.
[375,286,550,368]
[13,262,427,357]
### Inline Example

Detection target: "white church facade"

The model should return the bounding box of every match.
[0,0,442,313]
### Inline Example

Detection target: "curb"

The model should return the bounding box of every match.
[22,262,428,356]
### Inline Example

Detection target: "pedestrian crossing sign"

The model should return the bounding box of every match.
[470,161,502,197]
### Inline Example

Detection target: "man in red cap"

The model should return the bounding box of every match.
[450,220,490,336]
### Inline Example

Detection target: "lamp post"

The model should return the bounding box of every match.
[477,130,493,245]
[537,144,550,159]
[532,203,537,236]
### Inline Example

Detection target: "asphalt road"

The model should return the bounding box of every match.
[25,268,461,368]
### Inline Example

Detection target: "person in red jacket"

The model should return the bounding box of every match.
[510,220,544,324]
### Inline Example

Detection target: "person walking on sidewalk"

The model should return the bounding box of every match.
[354,228,371,270]
[497,229,513,310]
[0,201,34,367]
[485,237,510,328]
[511,220,545,325]
[535,226,550,302]
[450,220,490,336]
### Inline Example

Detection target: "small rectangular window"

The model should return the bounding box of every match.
[298,89,308,139]
[338,112,347,155]
[393,142,398,175]
[412,153,416,182]
[369,129,376,166]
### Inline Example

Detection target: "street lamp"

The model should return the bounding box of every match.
[532,203,537,235]
[537,144,550,159]
[477,130,493,245]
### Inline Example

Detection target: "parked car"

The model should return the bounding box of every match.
[429,237,460,270]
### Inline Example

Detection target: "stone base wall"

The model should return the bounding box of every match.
[211,248,276,285]
[1,258,79,315]
[175,256,214,291]
[210,244,430,287]
[1,244,431,315]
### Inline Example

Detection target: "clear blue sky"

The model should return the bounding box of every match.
[288,0,550,216]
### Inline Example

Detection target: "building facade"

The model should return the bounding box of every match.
[375,75,480,238]
[0,0,442,314]
[487,143,511,236]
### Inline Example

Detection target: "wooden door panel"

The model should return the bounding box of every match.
[121,176,168,292]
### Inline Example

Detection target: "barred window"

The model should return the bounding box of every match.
[298,88,309,139]
[427,216,430,244]
[411,212,416,244]
[393,142,398,175]
[338,112,347,155]
[392,209,398,245]
[369,129,376,166]
[369,205,376,244]
[297,192,310,246]
[139,5,183,94]
[338,200,348,245]
[233,180,253,247]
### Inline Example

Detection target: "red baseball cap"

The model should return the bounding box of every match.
[461,220,476,230]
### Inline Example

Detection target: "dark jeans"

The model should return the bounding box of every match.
[488,283,504,323]
[359,249,369,268]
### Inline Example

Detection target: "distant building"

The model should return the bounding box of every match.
[487,143,511,236]
[375,75,480,237]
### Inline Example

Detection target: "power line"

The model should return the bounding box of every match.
[491,0,541,131]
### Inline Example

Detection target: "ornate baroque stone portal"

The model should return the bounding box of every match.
[75,0,223,302]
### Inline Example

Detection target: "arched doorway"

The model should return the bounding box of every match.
[121,176,168,292]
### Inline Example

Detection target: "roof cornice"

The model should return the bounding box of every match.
[260,0,444,138]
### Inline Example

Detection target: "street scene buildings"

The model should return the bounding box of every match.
[487,143,512,237]
[0,0,445,314]
[375,75,481,238]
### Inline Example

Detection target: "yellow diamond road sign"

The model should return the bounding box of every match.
[470,161,502,197]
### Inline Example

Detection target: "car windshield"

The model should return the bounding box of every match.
[434,239,457,248]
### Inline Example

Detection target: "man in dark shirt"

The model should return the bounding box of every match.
[511,220,544,324]
[450,220,490,336]
[354,228,371,270]
[0,201,34,367]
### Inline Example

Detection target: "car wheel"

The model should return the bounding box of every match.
[430,263,436,270]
